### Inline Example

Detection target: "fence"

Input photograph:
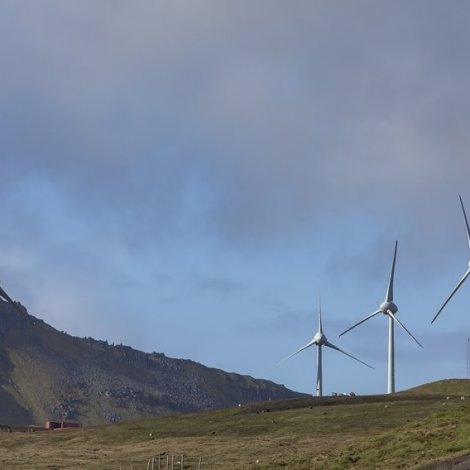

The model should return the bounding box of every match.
[120,454,203,469]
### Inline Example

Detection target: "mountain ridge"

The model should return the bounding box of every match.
[0,299,302,426]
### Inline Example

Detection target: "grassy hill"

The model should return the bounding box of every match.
[1,379,470,469]
[404,378,470,396]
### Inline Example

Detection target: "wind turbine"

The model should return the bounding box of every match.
[0,281,23,315]
[339,241,423,394]
[279,305,373,397]
[0,284,16,306]
[432,195,470,324]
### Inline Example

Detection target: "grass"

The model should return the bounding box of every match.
[1,380,470,469]
[405,378,470,396]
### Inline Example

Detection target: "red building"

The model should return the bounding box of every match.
[45,421,81,430]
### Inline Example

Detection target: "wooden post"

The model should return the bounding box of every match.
[151,457,155,470]
[180,455,184,470]
[197,457,202,470]
[166,455,169,470]
[170,455,174,470]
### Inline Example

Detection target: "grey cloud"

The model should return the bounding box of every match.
[1,1,470,250]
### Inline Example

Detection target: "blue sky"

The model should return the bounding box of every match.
[1,1,470,396]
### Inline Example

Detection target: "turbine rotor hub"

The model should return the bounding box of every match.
[380,301,398,314]
[313,332,327,346]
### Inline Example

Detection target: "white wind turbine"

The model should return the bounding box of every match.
[432,195,470,324]
[0,283,16,307]
[339,241,423,394]
[279,305,373,397]
[0,280,25,316]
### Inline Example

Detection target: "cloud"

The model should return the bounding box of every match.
[3,1,470,251]
[1,1,470,393]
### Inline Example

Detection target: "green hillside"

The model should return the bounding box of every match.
[1,380,470,469]
[404,378,470,396]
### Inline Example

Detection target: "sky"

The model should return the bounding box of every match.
[1,1,470,396]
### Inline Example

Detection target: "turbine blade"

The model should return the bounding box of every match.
[277,339,316,365]
[432,268,470,324]
[0,285,15,305]
[385,241,398,302]
[459,195,470,251]
[339,310,381,337]
[325,341,374,369]
[318,302,323,335]
[0,284,23,316]
[388,312,423,348]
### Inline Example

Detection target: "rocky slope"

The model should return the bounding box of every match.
[0,300,302,426]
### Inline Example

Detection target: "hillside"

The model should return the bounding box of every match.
[1,380,470,469]
[404,379,470,396]
[0,300,302,426]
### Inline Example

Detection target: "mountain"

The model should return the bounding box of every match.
[0,300,302,426]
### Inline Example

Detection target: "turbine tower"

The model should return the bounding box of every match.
[432,195,470,324]
[280,305,373,397]
[339,241,423,394]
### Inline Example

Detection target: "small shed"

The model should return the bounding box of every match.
[45,420,81,430]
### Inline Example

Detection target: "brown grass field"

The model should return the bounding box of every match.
[2,380,470,469]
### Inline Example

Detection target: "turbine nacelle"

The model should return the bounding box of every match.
[380,301,397,315]
[313,332,327,346]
